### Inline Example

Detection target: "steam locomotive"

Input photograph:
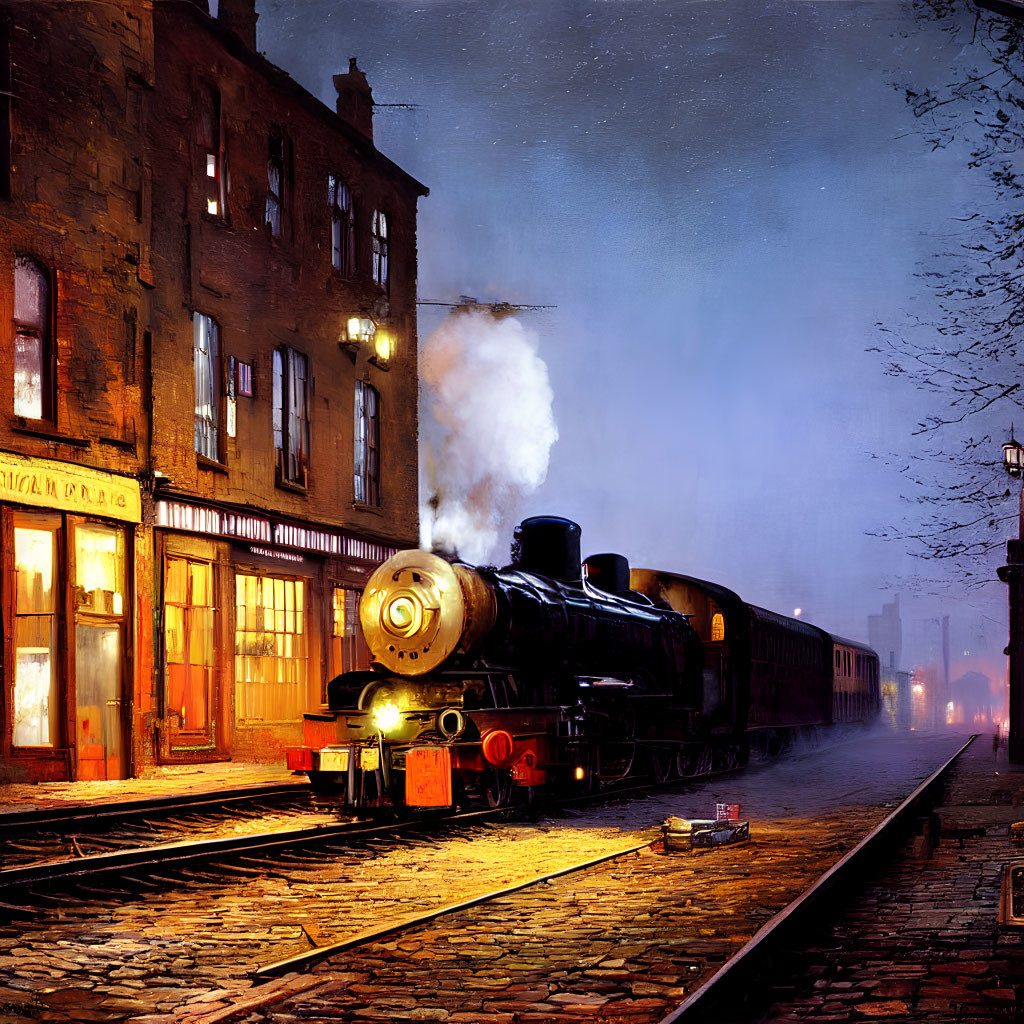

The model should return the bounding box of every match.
[286,516,880,812]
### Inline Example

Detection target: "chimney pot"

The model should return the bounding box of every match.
[218,0,258,50]
[334,58,374,140]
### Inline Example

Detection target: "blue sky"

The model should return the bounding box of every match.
[256,0,1002,667]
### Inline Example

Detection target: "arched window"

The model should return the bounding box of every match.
[710,612,725,643]
[13,256,53,421]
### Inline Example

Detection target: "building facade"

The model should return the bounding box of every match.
[0,0,426,781]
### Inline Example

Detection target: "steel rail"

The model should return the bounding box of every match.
[0,807,506,894]
[0,782,308,835]
[655,733,978,1024]
[255,836,655,977]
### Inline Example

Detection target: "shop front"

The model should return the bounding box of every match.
[0,453,141,782]
[153,498,392,765]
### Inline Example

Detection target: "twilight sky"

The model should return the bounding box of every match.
[255,0,1002,670]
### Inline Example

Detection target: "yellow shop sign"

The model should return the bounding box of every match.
[0,452,141,523]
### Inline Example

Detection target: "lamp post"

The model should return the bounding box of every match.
[998,434,1024,765]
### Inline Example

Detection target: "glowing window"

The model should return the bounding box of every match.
[329,587,371,698]
[234,573,307,724]
[710,612,725,643]
[198,84,226,217]
[13,521,58,747]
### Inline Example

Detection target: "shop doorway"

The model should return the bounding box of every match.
[73,522,128,780]
[163,556,217,754]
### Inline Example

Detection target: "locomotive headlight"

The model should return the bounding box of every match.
[373,701,402,735]
[383,593,423,637]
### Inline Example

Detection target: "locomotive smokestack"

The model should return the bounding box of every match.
[584,553,632,594]
[511,516,582,583]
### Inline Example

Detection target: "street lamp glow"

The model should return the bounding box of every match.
[1003,437,1024,479]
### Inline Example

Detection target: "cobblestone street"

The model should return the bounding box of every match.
[0,732,966,1023]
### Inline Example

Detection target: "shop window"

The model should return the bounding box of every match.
[330,586,370,697]
[265,133,284,236]
[198,83,226,218]
[329,174,354,275]
[74,522,127,781]
[12,520,58,747]
[354,379,380,506]
[1,12,10,200]
[710,612,725,643]
[234,573,307,724]
[193,312,219,461]
[371,209,389,290]
[164,556,215,748]
[13,256,54,421]
[272,346,310,487]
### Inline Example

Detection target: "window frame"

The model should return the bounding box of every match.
[371,209,389,291]
[329,174,355,276]
[193,312,220,462]
[354,379,380,506]
[265,133,285,237]
[273,345,311,489]
[12,255,55,423]
[198,82,227,219]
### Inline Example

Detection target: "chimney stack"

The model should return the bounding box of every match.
[333,58,374,140]
[218,0,258,50]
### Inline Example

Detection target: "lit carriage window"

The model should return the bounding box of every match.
[13,520,58,747]
[710,612,725,643]
[273,346,310,487]
[371,208,389,290]
[235,573,307,724]
[265,133,284,236]
[354,379,380,506]
[329,174,355,275]
[13,256,54,421]
[193,313,219,460]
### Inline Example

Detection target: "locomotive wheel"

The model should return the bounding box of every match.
[485,768,514,808]
[677,743,713,778]
[649,746,678,784]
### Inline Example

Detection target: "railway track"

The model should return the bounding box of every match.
[0,732,970,1024]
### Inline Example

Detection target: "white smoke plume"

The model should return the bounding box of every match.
[420,308,558,564]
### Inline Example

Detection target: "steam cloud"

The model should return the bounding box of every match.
[420,309,558,564]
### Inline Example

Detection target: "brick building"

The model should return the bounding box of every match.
[0,0,426,781]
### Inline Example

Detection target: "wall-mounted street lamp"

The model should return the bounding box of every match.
[341,316,393,368]
[998,427,1024,765]
[370,329,393,369]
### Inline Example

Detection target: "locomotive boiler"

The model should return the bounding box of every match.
[288,516,704,811]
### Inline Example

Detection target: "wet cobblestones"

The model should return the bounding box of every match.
[0,732,966,1024]
[716,735,1024,1023]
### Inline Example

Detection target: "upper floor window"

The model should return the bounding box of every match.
[354,379,380,505]
[13,257,54,421]
[193,313,219,460]
[329,174,354,275]
[371,209,389,290]
[273,346,310,487]
[198,84,226,218]
[1,12,11,200]
[265,134,284,236]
